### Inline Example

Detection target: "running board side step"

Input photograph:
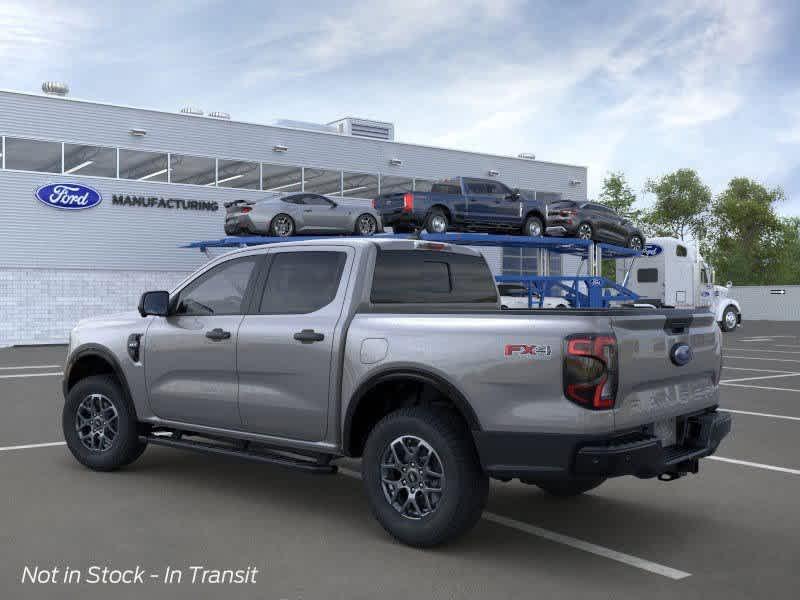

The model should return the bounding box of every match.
[140,433,337,474]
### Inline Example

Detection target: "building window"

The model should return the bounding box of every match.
[170,154,216,186]
[304,167,342,195]
[63,143,117,177]
[502,249,562,277]
[413,178,436,192]
[119,149,168,182]
[342,171,379,198]
[262,163,302,192]
[217,159,260,189]
[380,176,413,195]
[4,137,61,173]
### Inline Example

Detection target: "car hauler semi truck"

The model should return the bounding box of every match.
[617,236,742,331]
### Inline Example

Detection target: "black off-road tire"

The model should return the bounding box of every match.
[362,407,489,548]
[62,375,147,471]
[534,477,605,497]
[423,208,449,234]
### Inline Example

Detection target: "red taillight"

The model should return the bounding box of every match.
[372,198,377,209]
[402,193,414,213]
[241,207,252,214]
[563,334,617,409]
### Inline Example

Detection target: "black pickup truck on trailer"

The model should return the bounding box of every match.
[373,177,549,236]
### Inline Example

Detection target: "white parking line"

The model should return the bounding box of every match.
[726,347,800,355]
[719,408,800,422]
[723,367,797,374]
[721,382,800,393]
[724,355,800,363]
[0,441,66,452]
[709,456,800,476]
[0,365,62,371]
[338,467,691,580]
[0,372,63,380]
[721,373,800,383]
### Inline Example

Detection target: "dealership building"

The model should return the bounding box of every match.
[0,85,588,346]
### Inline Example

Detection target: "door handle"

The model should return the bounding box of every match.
[205,328,231,341]
[304,209,313,213]
[293,329,325,343]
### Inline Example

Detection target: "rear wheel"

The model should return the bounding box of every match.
[424,209,449,234]
[720,306,739,332]
[534,477,605,497]
[224,223,241,236]
[355,213,378,236]
[628,234,644,250]
[362,407,488,547]
[576,222,593,240]
[523,215,544,237]
[270,214,295,237]
[62,375,147,471]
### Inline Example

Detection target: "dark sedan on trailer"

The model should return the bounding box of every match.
[224,193,383,237]
[546,200,645,249]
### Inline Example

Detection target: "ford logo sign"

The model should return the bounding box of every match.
[35,183,102,210]
[642,244,663,257]
[670,343,693,366]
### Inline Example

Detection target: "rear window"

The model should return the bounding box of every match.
[430,183,461,195]
[371,250,498,304]
[637,268,659,283]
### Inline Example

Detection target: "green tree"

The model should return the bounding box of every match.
[642,169,711,241]
[706,178,786,285]
[598,171,640,220]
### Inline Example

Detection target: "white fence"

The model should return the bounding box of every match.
[728,285,800,321]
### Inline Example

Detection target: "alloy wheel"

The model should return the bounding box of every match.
[75,393,119,452]
[357,215,377,236]
[429,215,447,233]
[725,310,738,330]
[527,219,543,237]
[577,224,593,240]
[272,215,293,237]
[380,435,445,520]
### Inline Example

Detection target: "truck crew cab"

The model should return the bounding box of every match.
[618,237,742,331]
[62,238,730,547]
[373,177,549,236]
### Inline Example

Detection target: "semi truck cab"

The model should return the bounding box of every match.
[618,236,742,331]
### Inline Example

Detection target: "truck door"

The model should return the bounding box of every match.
[236,246,353,441]
[463,179,490,227]
[144,255,262,429]
[484,180,521,227]
[697,262,714,307]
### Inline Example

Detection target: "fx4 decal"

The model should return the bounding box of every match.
[504,344,553,359]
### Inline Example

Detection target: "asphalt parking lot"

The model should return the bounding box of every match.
[1,322,799,599]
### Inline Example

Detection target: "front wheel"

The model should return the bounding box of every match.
[62,375,147,471]
[720,306,739,332]
[534,477,605,497]
[523,215,544,237]
[362,407,488,547]
[355,213,378,236]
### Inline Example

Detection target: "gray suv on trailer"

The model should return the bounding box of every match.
[62,238,730,547]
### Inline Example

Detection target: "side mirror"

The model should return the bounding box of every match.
[138,290,170,317]
[726,281,733,289]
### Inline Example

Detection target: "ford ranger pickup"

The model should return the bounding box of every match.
[62,237,730,547]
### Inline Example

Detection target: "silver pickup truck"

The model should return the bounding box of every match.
[62,238,730,547]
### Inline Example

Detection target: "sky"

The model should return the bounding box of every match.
[2,0,799,214]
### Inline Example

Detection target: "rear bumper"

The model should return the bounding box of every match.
[380,210,422,228]
[474,409,731,480]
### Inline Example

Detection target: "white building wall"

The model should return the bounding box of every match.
[727,285,800,321]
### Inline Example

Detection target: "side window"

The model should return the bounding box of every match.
[676,245,688,257]
[283,195,305,205]
[173,257,259,316]
[259,251,347,314]
[466,182,487,194]
[701,269,708,284]
[485,182,512,196]
[637,268,659,283]
[305,195,334,206]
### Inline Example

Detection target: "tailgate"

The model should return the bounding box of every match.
[373,193,407,213]
[611,310,721,433]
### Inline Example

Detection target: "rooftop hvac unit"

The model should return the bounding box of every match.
[271,119,337,134]
[518,152,536,160]
[180,106,204,116]
[208,111,231,120]
[42,81,69,96]
[328,117,395,141]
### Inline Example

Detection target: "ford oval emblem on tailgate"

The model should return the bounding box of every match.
[35,183,102,210]
[670,343,693,366]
